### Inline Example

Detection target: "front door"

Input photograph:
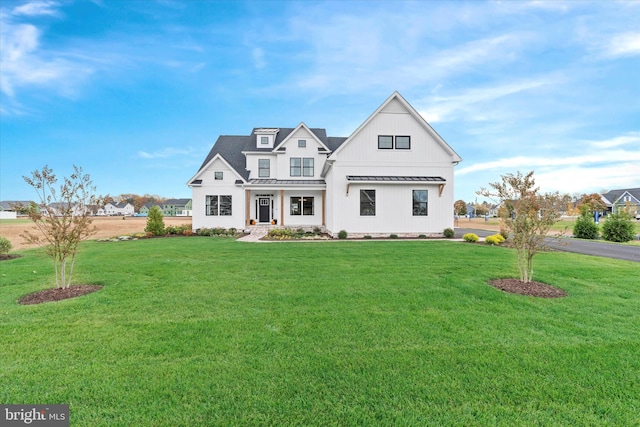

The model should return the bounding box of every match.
[258,198,270,223]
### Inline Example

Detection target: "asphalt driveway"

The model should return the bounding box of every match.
[455,228,640,263]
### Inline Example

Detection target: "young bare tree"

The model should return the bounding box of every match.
[22,165,100,289]
[477,171,565,284]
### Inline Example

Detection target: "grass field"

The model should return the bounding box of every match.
[1,238,639,426]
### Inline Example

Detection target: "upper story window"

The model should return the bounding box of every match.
[291,158,314,177]
[378,135,393,149]
[260,136,269,145]
[258,159,270,178]
[290,158,301,176]
[214,171,223,180]
[298,139,306,148]
[378,135,411,150]
[395,136,411,149]
[303,158,314,177]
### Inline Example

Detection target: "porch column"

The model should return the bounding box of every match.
[322,190,326,226]
[245,190,250,227]
[280,189,284,226]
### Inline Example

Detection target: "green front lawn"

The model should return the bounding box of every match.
[1,239,639,426]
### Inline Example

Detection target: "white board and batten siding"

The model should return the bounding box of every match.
[191,157,245,230]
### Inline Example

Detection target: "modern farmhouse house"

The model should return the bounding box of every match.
[188,92,462,237]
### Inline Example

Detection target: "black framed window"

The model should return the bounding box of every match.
[290,158,301,176]
[258,159,270,177]
[290,197,301,215]
[303,158,314,177]
[219,195,232,216]
[214,171,223,180]
[303,197,314,215]
[396,136,411,149]
[206,195,218,216]
[290,197,314,215]
[378,135,393,149]
[206,195,232,216]
[360,190,376,216]
[413,190,428,216]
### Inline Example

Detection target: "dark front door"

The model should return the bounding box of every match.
[259,198,270,222]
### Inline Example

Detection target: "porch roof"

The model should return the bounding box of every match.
[346,175,445,182]
[247,179,326,185]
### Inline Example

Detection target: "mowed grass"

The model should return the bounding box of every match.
[1,238,639,426]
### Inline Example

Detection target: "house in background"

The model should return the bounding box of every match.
[139,202,163,216]
[0,201,33,219]
[188,92,461,237]
[163,199,192,217]
[601,188,640,216]
[97,202,135,216]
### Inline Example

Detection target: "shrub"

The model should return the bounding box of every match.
[364,235,372,239]
[485,234,505,246]
[499,224,509,240]
[443,228,455,238]
[313,227,322,234]
[198,227,239,237]
[462,233,479,243]
[182,229,193,236]
[267,228,293,238]
[145,206,165,236]
[0,235,12,254]
[602,212,635,242]
[418,234,427,239]
[389,234,399,239]
[338,230,348,239]
[573,214,599,239]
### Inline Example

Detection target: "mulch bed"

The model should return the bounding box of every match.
[19,285,102,305]
[0,254,22,261]
[488,278,567,298]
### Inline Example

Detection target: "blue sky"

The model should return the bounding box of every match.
[1,0,639,204]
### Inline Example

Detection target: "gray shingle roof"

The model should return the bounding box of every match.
[198,128,347,181]
[602,188,640,205]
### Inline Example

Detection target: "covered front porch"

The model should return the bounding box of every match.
[241,180,326,228]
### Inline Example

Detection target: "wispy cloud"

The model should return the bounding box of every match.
[602,32,640,58]
[12,0,60,17]
[137,147,196,159]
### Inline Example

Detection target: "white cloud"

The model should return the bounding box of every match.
[137,147,195,159]
[587,132,640,149]
[12,0,60,17]
[457,140,640,176]
[418,78,553,123]
[603,32,640,58]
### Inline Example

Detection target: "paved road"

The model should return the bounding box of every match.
[456,228,640,263]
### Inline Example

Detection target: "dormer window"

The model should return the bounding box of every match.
[254,128,279,149]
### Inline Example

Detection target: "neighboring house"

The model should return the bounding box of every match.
[0,201,33,219]
[42,203,91,217]
[162,199,192,217]
[139,203,163,216]
[188,92,462,237]
[465,204,476,218]
[488,204,500,218]
[601,188,640,216]
[97,202,135,216]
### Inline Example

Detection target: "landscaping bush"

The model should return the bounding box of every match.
[165,224,192,235]
[573,214,599,239]
[443,228,455,238]
[198,228,237,237]
[364,235,372,239]
[485,234,505,246]
[338,230,348,239]
[602,212,635,242]
[389,234,399,239]
[267,228,294,239]
[0,235,12,254]
[145,206,165,236]
[462,233,479,243]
